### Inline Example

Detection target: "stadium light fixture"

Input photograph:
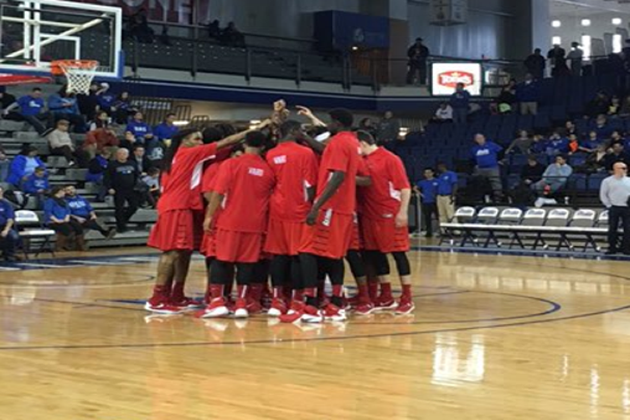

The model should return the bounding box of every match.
[552,20,561,28]
[173,120,189,126]
[581,19,591,27]
[613,18,622,25]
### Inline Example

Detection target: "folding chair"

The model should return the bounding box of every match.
[474,207,500,248]
[497,208,523,249]
[440,206,476,246]
[15,210,56,259]
[545,208,572,251]
[516,208,547,250]
[569,209,598,252]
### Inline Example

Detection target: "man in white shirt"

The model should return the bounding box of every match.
[600,162,630,255]
[433,102,453,123]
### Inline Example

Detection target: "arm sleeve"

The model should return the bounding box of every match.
[390,157,411,190]
[85,198,94,213]
[600,180,611,207]
[451,172,459,186]
[43,200,52,222]
[213,160,233,196]
[6,203,15,220]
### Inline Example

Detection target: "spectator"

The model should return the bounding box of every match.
[545,129,570,156]
[65,185,116,243]
[112,91,135,124]
[87,149,112,201]
[497,79,517,114]
[220,21,245,47]
[600,162,630,255]
[0,186,18,261]
[21,166,49,209]
[48,86,86,133]
[132,144,151,174]
[96,83,116,114]
[154,113,178,141]
[127,9,154,43]
[567,42,584,76]
[120,130,138,153]
[568,134,579,154]
[565,120,578,137]
[105,148,139,232]
[433,102,453,123]
[547,44,569,77]
[77,82,99,122]
[533,154,573,194]
[6,145,45,188]
[450,83,470,125]
[415,168,439,238]
[506,130,533,155]
[208,19,221,39]
[610,130,624,146]
[530,134,548,155]
[47,119,89,168]
[126,111,153,144]
[603,142,630,172]
[376,111,401,143]
[471,134,503,201]
[3,87,52,136]
[0,86,16,113]
[609,95,622,117]
[435,162,458,232]
[89,110,111,131]
[520,155,545,185]
[591,114,613,138]
[0,146,10,183]
[406,37,430,85]
[43,186,83,252]
[585,92,610,119]
[138,167,161,208]
[516,73,540,115]
[524,48,545,80]
[84,127,120,156]
[580,130,604,153]
[150,113,177,165]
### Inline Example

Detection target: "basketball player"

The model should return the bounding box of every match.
[280,108,361,323]
[357,130,414,314]
[199,131,275,319]
[145,122,269,314]
[264,120,319,316]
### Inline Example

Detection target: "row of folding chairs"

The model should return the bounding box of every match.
[440,207,610,252]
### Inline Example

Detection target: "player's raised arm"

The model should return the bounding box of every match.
[215,119,271,150]
[297,105,327,127]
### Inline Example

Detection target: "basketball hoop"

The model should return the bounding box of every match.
[51,60,99,95]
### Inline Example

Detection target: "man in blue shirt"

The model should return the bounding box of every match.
[415,168,439,237]
[154,113,178,141]
[3,87,52,135]
[472,133,503,201]
[436,162,459,230]
[21,166,49,209]
[546,130,570,156]
[126,111,154,144]
[0,186,18,261]
[65,185,116,240]
[516,73,540,116]
[96,83,116,113]
[450,83,470,125]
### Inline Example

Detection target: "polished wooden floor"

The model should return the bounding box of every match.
[2,246,630,420]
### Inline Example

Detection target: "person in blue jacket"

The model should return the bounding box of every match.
[472,133,504,201]
[154,113,179,141]
[3,87,53,135]
[21,166,49,209]
[96,83,116,113]
[48,85,86,133]
[44,186,85,252]
[0,185,19,261]
[450,83,470,125]
[126,111,154,144]
[6,145,46,187]
[65,185,115,242]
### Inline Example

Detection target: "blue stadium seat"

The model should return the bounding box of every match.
[569,174,587,190]
[516,115,534,131]
[587,173,607,191]
[507,173,521,189]
[569,154,586,167]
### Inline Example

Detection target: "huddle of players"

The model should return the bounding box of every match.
[145,105,414,323]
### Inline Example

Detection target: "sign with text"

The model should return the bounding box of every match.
[431,62,482,96]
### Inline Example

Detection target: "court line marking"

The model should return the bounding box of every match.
[16,263,66,268]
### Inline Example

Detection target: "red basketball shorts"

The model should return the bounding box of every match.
[148,209,203,252]
[348,215,363,251]
[298,209,353,259]
[361,216,410,253]
[215,228,264,263]
[264,219,306,256]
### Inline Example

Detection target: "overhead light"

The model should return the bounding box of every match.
[581,35,591,61]
[613,34,623,53]
[352,45,359,51]
[552,20,561,28]
[173,120,189,126]
[581,19,591,27]
[552,36,562,46]
[399,127,409,138]
[613,18,622,25]
[250,119,261,124]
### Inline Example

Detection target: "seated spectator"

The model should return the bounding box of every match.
[0,186,18,261]
[7,145,45,188]
[47,119,89,168]
[530,134,547,154]
[580,130,604,153]
[112,91,135,124]
[506,130,532,154]
[48,86,86,133]
[220,21,245,47]
[154,113,178,141]
[565,120,578,137]
[608,95,622,117]
[126,111,153,144]
[590,114,612,139]
[89,110,111,131]
[516,73,540,115]
[610,130,624,145]
[497,78,517,114]
[120,130,139,153]
[208,19,221,39]
[87,149,112,201]
[65,185,115,243]
[132,145,151,174]
[585,92,610,119]
[3,87,52,136]
[96,83,116,114]
[21,166,49,209]
[545,129,570,156]
[433,102,453,123]
[84,127,120,157]
[138,167,160,208]
[77,82,99,123]
[532,155,573,194]
[0,146,10,183]
[0,86,16,113]
[521,155,545,185]
[602,142,630,173]
[568,134,579,154]
[43,186,85,252]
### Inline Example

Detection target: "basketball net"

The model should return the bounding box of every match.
[51,60,99,95]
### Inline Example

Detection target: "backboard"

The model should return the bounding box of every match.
[0,0,123,81]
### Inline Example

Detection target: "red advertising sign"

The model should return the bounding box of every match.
[437,71,475,88]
